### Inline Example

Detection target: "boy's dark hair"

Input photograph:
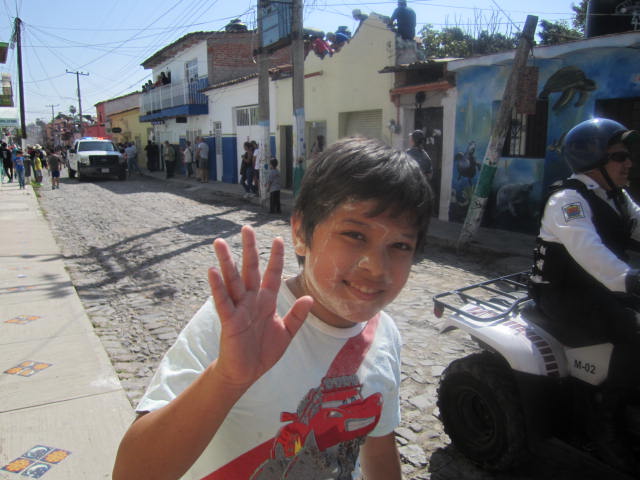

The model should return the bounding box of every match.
[294,137,432,259]
[270,157,278,168]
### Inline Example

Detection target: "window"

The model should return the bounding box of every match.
[185,59,198,83]
[497,100,548,158]
[236,106,259,126]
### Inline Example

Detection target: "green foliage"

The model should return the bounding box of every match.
[419,24,517,58]
[537,19,582,45]
[572,0,588,33]
[419,2,588,58]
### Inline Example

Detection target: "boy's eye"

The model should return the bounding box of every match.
[393,242,414,252]
[341,231,365,241]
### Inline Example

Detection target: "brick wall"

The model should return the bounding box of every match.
[207,33,291,85]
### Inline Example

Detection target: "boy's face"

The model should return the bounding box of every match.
[292,200,418,328]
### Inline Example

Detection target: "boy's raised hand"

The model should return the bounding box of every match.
[208,225,312,390]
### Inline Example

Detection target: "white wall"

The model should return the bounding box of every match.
[207,77,278,179]
[151,42,208,84]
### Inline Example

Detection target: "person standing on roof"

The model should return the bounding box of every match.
[390,0,416,41]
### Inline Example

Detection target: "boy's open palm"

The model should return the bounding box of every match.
[208,225,313,389]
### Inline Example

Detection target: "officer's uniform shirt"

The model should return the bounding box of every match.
[539,173,640,293]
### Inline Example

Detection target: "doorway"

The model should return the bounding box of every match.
[414,106,443,215]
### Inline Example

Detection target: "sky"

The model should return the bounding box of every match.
[0,0,579,124]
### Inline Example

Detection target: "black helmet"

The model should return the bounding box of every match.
[563,118,638,173]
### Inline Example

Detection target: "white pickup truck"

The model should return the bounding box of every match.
[67,137,126,181]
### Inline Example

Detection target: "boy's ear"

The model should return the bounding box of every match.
[290,214,307,256]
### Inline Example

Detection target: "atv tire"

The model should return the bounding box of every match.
[437,351,528,471]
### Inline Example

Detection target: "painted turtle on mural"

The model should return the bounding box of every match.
[539,66,596,111]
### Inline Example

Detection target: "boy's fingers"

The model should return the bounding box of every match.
[208,267,236,320]
[282,296,313,338]
[241,226,261,292]
[213,238,245,305]
[261,237,285,293]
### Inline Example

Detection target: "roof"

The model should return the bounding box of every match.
[448,31,640,72]
[95,91,139,107]
[202,72,259,91]
[379,58,460,73]
[141,29,256,69]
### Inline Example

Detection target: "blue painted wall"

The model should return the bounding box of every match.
[222,137,238,184]
[450,44,640,234]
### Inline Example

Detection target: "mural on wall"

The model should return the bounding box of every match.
[539,66,597,111]
[449,42,640,234]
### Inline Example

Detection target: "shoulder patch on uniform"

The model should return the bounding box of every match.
[562,202,585,222]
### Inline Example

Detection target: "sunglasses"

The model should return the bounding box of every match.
[608,151,632,163]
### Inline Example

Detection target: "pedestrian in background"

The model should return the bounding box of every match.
[1,142,12,183]
[13,148,25,189]
[267,157,281,214]
[406,129,433,181]
[196,137,209,183]
[251,140,262,196]
[183,141,193,178]
[163,141,176,179]
[24,148,32,185]
[125,142,141,175]
[145,140,160,172]
[240,141,256,198]
[47,148,62,190]
[33,150,44,185]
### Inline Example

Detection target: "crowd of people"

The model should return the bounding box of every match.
[1,141,67,190]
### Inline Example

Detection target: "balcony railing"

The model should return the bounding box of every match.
[140,77,209,116]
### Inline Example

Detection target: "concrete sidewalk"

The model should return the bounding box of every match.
[0,180,134,479]
[143,169,536,259]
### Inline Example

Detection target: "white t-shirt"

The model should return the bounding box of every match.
[137,283,402,479]
[197,142,209,161]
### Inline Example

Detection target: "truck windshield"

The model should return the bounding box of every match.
[78,142,117,152]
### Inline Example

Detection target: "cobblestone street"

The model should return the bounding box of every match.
[36,176,612,479]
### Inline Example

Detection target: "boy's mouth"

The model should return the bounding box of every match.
[344,280,383,298]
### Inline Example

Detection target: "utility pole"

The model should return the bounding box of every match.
[66,69,89,137]
[257,0,271,206]
[456,15,538,252]
[11,17,26,149]
[291,0,305,170]
[46,104,59,146]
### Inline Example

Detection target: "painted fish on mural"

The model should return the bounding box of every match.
[539,66,596,111]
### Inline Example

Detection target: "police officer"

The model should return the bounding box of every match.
[530,117,639,472]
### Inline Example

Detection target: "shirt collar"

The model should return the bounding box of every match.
[571,173,601,191]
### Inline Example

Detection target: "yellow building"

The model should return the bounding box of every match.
[102,92,150,160]
[273,13,398,181]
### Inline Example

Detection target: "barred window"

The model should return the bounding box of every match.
[236,106,258,126]
[498,100,548,158]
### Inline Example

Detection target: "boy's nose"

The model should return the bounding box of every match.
[356,250,389,278]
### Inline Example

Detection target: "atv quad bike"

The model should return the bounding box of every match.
[433,272,640,477]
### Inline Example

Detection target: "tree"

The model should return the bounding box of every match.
[538,19,582,45]
[572,0,588,33]
[537,0,587,45]
[419,24,517,58]
[69,105,77,117]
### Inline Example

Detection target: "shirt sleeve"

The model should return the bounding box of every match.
[136,298,220,412]
[365,313,402,437]
[623,190,640,243]
[540,189,630,292]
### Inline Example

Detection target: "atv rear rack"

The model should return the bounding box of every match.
[433,271,531,322]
